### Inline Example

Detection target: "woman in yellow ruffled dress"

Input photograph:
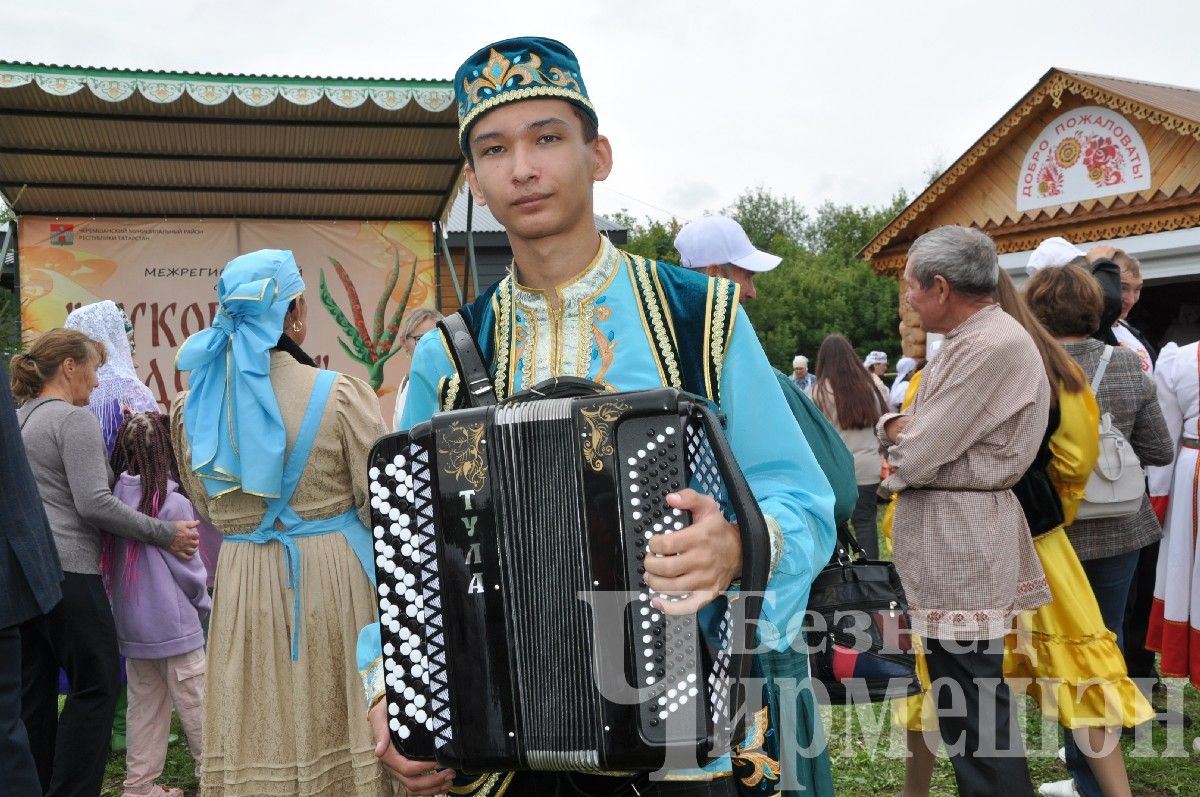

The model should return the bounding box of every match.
[897,271,1153,797]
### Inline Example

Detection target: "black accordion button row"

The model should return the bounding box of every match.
[369,451,436,746]
[622,423,703,731]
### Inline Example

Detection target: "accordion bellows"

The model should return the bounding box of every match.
[368,388,769,772]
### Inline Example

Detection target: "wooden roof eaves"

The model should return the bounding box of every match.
[871,192,1200,276]
[860,68,1200,267]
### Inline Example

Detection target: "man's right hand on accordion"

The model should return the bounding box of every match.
[369,702,456,795]
[643,488,742,615]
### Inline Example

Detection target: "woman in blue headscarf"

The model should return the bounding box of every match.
[170,250,390,797]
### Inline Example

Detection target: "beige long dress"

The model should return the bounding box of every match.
[172,352,393,797]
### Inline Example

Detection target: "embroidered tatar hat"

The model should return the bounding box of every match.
[1026,236,1085,276]
[454,37,596,156]
[674,215,782,273]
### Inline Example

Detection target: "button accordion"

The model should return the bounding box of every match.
[368,387,769,771]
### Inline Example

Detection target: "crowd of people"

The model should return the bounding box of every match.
[1,33,1198,797]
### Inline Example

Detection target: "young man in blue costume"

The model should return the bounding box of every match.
[358,36,836,797]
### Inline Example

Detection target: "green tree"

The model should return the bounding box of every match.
[726,186,808,254]
[734,189,908,370]
[609,212,682,263]
[614,187,909,373]
[0,288,21,360]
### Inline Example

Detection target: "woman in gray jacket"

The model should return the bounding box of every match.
[11,328,198,797]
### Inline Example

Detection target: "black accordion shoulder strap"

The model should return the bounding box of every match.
[438,312,498,408]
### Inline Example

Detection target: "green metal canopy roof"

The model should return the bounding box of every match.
[0,61,464,221]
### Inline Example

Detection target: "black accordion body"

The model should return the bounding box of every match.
[368,387,769,772]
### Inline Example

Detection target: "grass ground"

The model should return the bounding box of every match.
[99,683,1199,796]
[101,519,1200,796]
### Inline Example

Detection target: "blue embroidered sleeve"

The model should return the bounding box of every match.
[719,308,836,652]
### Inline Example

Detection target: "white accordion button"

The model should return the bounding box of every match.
[389,718,400,732]
[414,709,427,724]
[369,467,380,480]
[383,642,395,656]
[388,702,399,716]
[384,463,396,477]
[665,426,675,435]
[373,526,385,540]
[378,584,390,597]
[394,455,406,468]
[398,725,411,740]
[404,703,416,717]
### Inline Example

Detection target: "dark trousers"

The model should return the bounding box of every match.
[1,624,41,797]
[1122,540,1159,682]
[1064,549,1139,797]
[850,484,880,559]
[505,772,737,796]
[923,637,1034,797]
[20,572,121,797]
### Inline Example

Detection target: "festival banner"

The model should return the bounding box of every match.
[18,217,437,424]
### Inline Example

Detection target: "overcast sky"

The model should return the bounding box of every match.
[7,0,1200,224]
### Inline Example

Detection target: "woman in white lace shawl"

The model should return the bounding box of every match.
[65,301,159,453]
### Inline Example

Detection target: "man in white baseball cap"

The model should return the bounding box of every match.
[673,214,782,301]
[1025,236,1086,276]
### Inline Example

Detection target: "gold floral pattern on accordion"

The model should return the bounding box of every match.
[437,421,487,489]
[579,399,631,472]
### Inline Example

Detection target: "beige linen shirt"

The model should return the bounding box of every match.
[877,304,1052,641]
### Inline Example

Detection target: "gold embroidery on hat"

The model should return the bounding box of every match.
[465,49,542,105]
[459,87,596,139]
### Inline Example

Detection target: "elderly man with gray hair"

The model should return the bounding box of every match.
[879,225,1051,797]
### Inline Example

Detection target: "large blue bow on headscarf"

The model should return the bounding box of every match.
[177,250,305,498]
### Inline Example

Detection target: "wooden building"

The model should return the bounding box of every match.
[862,68,1200,356]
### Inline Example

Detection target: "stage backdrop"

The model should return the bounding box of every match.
[18,217,437,423]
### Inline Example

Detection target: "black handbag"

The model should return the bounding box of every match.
[805,524,920,704]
